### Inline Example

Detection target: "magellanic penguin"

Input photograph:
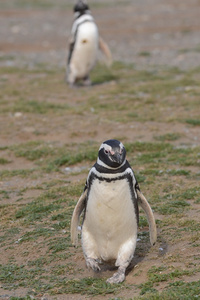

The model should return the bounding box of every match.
[71,139,157,284]
[67,0,112,86]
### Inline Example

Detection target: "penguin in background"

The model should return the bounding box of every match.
[66,0,112,86]
[71,139,157,284]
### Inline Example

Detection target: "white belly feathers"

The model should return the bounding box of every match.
[70,22,99,79]
[83,177,138,261]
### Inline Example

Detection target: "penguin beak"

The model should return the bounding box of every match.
[113,152,123,165]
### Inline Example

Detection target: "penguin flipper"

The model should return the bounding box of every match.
[136,190,157,246]
[67,34,75,65]
[70,188,87,247]
[99,36,112,67]
[67,41,74,65]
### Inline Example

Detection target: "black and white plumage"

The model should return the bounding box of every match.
[66,0,112,86]
[71,139,157,284]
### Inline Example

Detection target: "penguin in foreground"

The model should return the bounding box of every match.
[66,0,112,86]
[71,139,157,284]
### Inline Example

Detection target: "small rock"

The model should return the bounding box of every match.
[63,166,88,174]
[14,112,23,118]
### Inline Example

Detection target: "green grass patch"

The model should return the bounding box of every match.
[7,140,98,171]
[56,277,125,296]
[177,186,200,201]
[0,169,35,179]
[156,199,190,215]
[166,169,190,176]
[136,280,200,299]
[178,219,200,232]
[48,237,70,253]
[91,63,118,85]
[10,297,33,300]
[0,157,11,164]
[11,141,55,161]
[19,228,55,242]
[0,146,8,150]
[1,99,70,115]
[154,133,181,141]
[0,0,73,10]
[0,263,44,286]
[0,61,200,298]
[0,227,20,245]
[167,146,200,167]
[137,152,165,164]
[185,119,200,126]
[125,142,172,153]
[138,51,151,57]
[139,265,199,296]
[48,149,96,170]
[139,216,149,227]
[13,184,83,225]
[15,201,62,222]
[0,190,10,199]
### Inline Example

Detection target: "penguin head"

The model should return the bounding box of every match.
[74,0,90,18]
[98,139,126,168]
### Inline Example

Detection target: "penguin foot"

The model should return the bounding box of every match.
[106,269,125,284]
[86,257,101,272]
[83,76,91,86]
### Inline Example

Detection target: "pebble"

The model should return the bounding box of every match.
[14,112,23,118]
[63,166,88,174]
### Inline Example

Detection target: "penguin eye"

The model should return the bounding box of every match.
[104,149,109,155]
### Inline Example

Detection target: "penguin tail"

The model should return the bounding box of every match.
[99,36,113,67]
[70,189,87,247]
[137,190,157,246]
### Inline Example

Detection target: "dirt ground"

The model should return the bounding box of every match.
[0,0,200,144]
[0,0,200,299]
[1,0,200,70]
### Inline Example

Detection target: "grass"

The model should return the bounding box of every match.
[136,280,200,299]
[0,0,124,10]
[0,0,72,9]
[107,263,200,298]
[14,199,62,220]
[58,277,125,296]
[138,265,200,296]
[0,169,36,179]
[1,62,200,124]
[154,133,182,141]
[11,141,55,161]
[0,56,200,299]
[185,119,200,126]
[0,157,11,164]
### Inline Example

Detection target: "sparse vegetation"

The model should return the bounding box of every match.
[0,60,199,299]
[0,1,200,299]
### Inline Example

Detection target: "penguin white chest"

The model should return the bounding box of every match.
[83,177,138,261]
[71,22,99,78]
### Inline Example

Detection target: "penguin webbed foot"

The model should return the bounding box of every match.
[106,267,125,284]
[86,257,101,272]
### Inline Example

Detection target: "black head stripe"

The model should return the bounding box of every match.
[94,160,130,174]
[102,139,121,148]
[74,0,89,16]
[98,139,126,168]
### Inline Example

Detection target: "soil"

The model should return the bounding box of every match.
[1,0,200,70]
[0,0,200,299]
